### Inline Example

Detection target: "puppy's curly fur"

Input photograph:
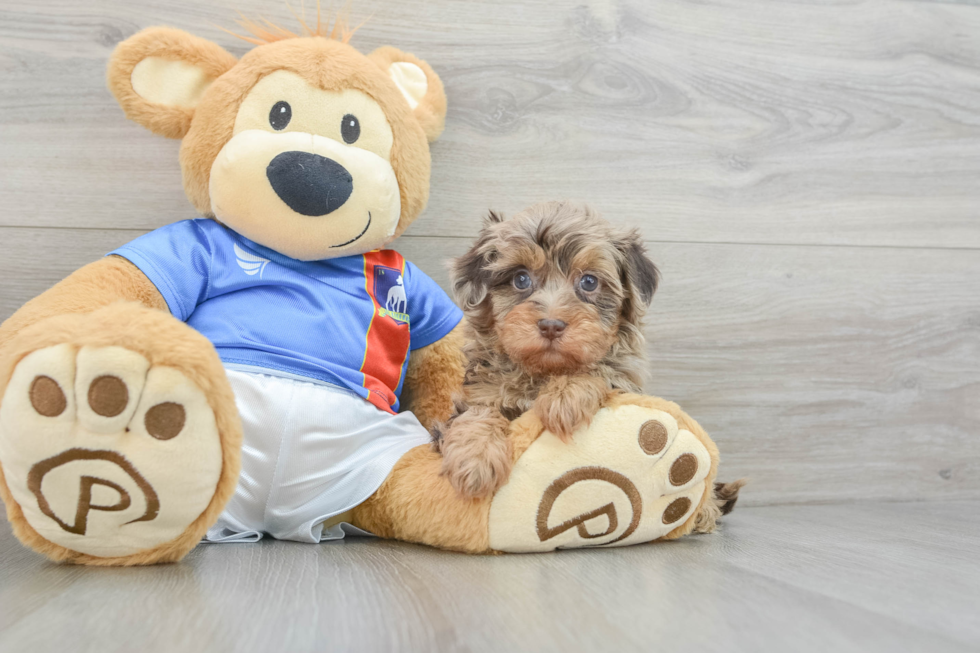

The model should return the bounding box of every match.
[434,201,660,498]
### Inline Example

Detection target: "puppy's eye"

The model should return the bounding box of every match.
[579,274,599,292]
[269,101,292,131]
[341,114,360,144]
[513,271,532,291]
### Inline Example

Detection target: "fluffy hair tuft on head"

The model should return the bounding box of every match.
[223,2,367,46]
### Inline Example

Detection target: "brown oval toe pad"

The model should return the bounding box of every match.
[662,497,691,524]
[88,375,128,417]
[669,453,699,486]
[638,420,668,455]
[144,402,186,440]
[29,375,67,417]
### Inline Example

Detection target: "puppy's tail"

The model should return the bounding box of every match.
[692,478,747,534]
[713,478,747,515]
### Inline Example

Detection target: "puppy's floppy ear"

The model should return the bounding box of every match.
[107,27,238,139]
[368,47,447,143]
[451,212,501,310]
[616,228,660,308]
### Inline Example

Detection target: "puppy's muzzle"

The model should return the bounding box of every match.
[267,151,354,217]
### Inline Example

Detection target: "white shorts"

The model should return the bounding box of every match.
[204,367,431,544]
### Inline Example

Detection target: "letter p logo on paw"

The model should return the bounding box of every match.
[27,448,159,536]
[489,404,712,553]
[536,467,642,545]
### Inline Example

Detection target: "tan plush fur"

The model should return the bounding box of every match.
[399,322,467,431]
[367,46,447,144]
[350,443,493,554]
[0,260,242,565]
[0,257,168,351]
[350,385,544,554]
[106,27,238,139]
[349,407,543,554]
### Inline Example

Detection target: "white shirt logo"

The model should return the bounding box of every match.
[385,274,407,313]
[234,243,270,278]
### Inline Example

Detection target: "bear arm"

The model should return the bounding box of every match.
[0,256,168,351]
[400,320,466,430]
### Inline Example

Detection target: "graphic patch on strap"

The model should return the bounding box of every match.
[373,264,410,325]
[360,251,411,413]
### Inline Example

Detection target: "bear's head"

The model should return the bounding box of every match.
[107,19,446,260]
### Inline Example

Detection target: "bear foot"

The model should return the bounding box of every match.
[488,401,713,552]
[0,343,225,563]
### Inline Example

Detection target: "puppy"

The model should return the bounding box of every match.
[433,201,659,499]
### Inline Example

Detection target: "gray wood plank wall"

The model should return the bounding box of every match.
[1,0,978,506]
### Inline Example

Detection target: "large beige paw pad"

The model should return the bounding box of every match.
[489,404,711,552]
[0,345,223,558]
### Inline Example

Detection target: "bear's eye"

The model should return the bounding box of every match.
[342,114,360,144]
[269,101,291,131]
[513,271,532,291]
[579,274,599,292]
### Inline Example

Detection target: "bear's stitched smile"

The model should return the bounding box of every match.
[331,212,372,248]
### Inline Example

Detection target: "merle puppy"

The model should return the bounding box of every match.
[434,201,660,499]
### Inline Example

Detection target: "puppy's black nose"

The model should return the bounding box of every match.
[266,151,353,216]
[537,319,567,340]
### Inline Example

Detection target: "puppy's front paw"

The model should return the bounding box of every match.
[534,397,585,443]
[438,408,513,499]
[442,440,512,499]
[534,376,608,442]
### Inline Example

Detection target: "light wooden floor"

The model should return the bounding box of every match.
[1,0,979,650]
[1,501,977,652]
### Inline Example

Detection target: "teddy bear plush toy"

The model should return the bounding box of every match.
[0,18,721,565]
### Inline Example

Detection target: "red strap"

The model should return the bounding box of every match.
[359,251,411,413]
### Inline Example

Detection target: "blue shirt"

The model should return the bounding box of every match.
[110,219,462,414]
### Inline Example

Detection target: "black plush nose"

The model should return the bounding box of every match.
[266,151,353,217]
[537,319,567,341]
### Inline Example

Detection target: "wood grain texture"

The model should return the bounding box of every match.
[0,0,979,506]
[2,227,978,506]
[1,501,978,652]
[1,0,980,247]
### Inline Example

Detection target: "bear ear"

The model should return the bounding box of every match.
[368,46,447,142]
[107,27,238,139]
